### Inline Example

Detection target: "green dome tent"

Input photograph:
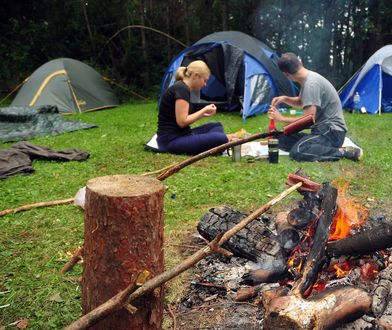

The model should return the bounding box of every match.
[11,58,119,114]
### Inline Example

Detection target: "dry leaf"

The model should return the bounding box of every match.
[49,292,63,303]
[16,319,29,329]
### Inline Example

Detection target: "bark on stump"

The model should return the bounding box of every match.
[82,174,166,330]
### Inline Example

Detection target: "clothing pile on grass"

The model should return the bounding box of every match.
[0,141,89,179]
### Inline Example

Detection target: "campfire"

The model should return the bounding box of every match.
[176,172,392,329]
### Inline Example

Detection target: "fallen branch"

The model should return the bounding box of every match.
[0,198,74,218]
[65,181,302,330]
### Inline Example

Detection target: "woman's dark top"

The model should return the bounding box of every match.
[157,81,193,137]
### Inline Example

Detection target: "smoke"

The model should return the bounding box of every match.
[251,1,340,81]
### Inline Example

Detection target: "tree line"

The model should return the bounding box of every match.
[1,0,391,101]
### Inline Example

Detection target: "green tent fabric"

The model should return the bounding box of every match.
[11,58,119,114]
[0,105,97,142]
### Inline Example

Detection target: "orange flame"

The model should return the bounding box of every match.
[329,182,368,241]
[333,264,347,278]
[288,254,303,273]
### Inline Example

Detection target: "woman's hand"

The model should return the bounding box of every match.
[202,104,217,117]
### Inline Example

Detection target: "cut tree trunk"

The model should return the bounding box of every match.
[263,286,372,330]
[82,174,166,330]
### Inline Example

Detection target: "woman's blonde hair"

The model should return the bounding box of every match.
[175,60,211,81]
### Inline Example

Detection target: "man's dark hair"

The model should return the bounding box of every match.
[278,52,302,74]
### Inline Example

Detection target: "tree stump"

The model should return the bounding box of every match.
[82,174,166,330]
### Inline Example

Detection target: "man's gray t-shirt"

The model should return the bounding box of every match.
[300,71,347,132]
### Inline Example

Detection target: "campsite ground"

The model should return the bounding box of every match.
[1,102,392,329]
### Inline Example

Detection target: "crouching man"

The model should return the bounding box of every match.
[268,52,362,162]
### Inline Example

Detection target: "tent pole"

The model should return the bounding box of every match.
[67,80,82,113]
[0,78,30,105]
[29,70,66,106]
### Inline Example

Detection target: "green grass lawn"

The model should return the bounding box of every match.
[1,102,392,328]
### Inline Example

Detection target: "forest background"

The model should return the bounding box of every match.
[1,0,391,102]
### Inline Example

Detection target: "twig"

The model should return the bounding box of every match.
[65,181,301,330]
[63,277,82,283]
[60,247,84,274]
[167,304,177,330]
[0,198,74,218]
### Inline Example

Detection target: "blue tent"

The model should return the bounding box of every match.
[159,31,296,119]
[339,45,392,114]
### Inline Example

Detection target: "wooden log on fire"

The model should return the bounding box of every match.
[291,183,337,298]
[327,222,392,257]
[263,286,372,330]
[82,174,166,330]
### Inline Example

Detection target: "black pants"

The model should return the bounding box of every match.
[278,125,346,162]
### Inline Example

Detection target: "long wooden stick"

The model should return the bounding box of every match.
[65,181,302,330]
[156,130,281,181]
[0,198,74,218]
[1,131,280,219]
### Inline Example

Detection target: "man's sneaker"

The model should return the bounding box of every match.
[343,146,363,161]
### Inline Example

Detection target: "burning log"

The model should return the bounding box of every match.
[291,183,337,298]
[327,222,392,257]
[263,286,372,330]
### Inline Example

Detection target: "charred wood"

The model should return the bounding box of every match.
[287,207,316,229]
[197,206,285,264]
[292,183,337,298]
[275,211,300,250]
[327,222,392,258]
[241,268,289,286]
[263,286,372,330]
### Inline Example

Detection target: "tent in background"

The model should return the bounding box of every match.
[159,31,296,119]
[11,58,119,114]
[339,45,392,114]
